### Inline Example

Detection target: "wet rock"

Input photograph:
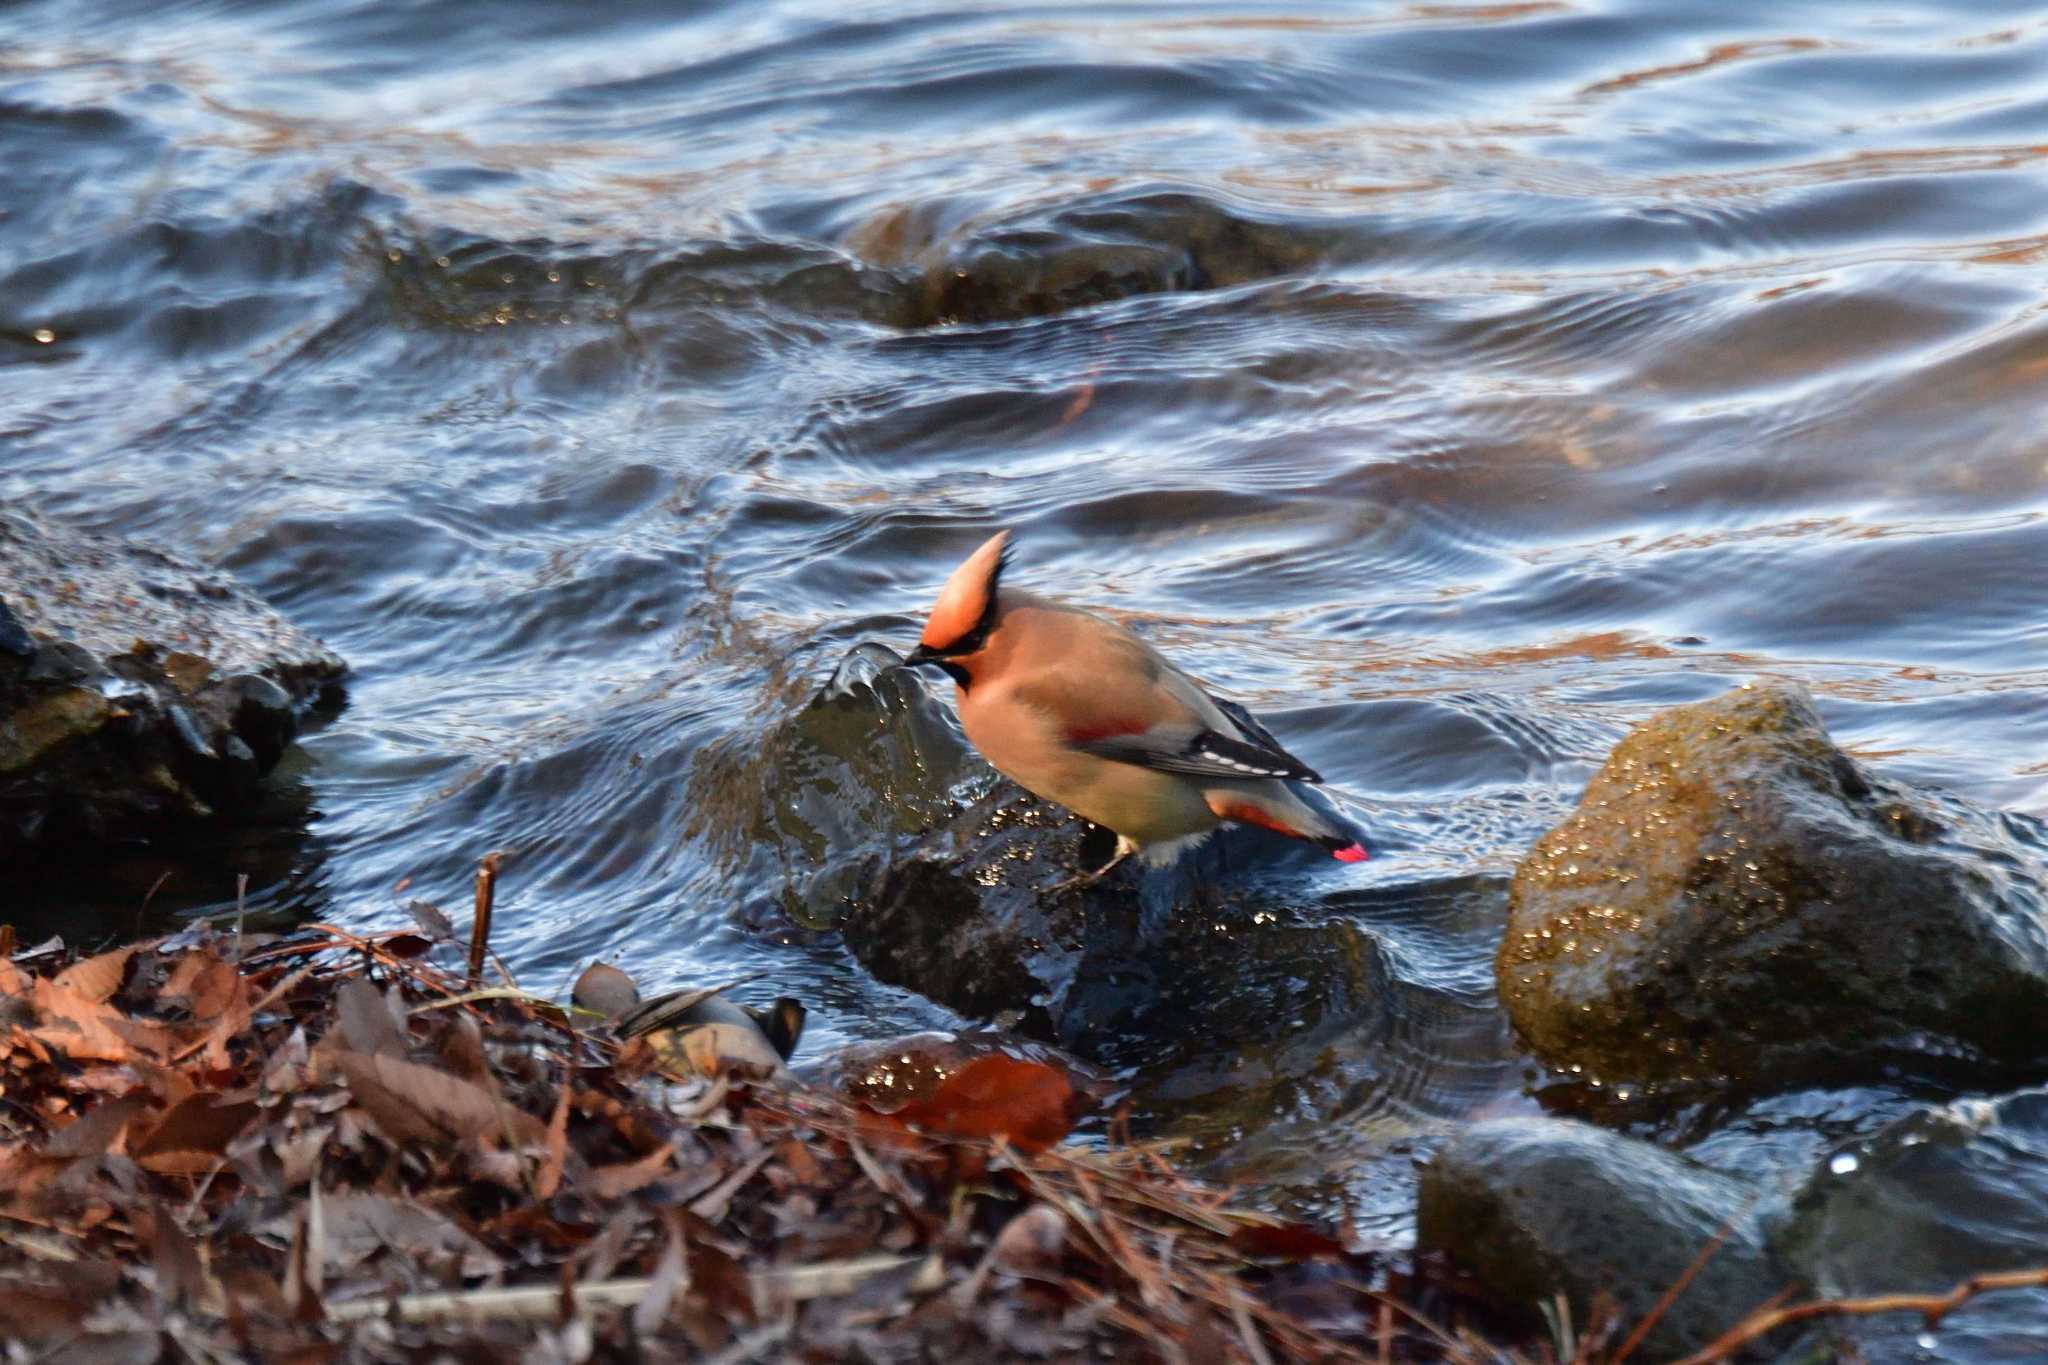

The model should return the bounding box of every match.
[853,189,1352,327]
[0,509,345,853]
[1780,1089,2048,1362]
[1416,1117,1787,1359]
[841,781,1399,1065]
[710,647,1398,1108]
[1497,682,2048,1090]
[808,1030,1098,1113]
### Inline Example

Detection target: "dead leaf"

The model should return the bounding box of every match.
[335,979,406,1058]
[331,1050,544,1147]
[313,1193,501,1279]
[536,1088,570,1200]
[0,1283,90,1340]
[54,945,139,1004]
[588,1142,676,1200]
[151,1202,206,1307]
[403,900,456,942]
[41,1096,146,1161]
[133,1093,259,1175]
[29,979,139,1063]
[895,1055,1076,1155]
[1228,1219,1347,1262]
[382,932,434,959]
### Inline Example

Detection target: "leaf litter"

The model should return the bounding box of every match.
[0,908,1531,1363]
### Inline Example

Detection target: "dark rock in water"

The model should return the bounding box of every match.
[1416,1117,1787,1359]
[1497,682,2048,1090]
[0,509,345,853]
[849,189,1354,327]
[1780,1089,2048,1363]
[709,645,1399,1114]
[806,1029,1098,1112]
[841,779,1399,1067]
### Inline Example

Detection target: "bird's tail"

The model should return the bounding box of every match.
[1204,781,1369,862]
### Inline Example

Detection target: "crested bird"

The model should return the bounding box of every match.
[902,530,1368,884]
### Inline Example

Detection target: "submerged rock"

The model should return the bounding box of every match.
[1497,682,2048,1090]
[848,189,1353,327]
[1416,1117,1786,1359]
[0,509,345,853]
[1781,1089,2048,1362]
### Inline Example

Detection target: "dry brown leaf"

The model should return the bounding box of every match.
[0,1283,91,1340]
[588,1141,677,1200]
[29,979,139,1063]
[53,945,139,1004]
[331,1050,544,1147]
[315,1193,502,1279]
[151,1202,207,1307]
[41,1095,146,1161]
[335,979,406,1058]
[537,1087,570,1200]
[895,1055,1077,1156]
[161,950,231,1017]
[133,1092,259,1175]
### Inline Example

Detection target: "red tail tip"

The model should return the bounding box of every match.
[1332,843,1370,863]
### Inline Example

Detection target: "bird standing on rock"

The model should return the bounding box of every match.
[902,530,1369,884]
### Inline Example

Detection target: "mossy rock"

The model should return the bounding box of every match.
[1497,683,2048,1090]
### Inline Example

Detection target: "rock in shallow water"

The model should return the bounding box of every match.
[1497,682,2048,1091]
[1782,1088,2048,1363]
[0,509,344,852]
[1416,1117,1786,1359]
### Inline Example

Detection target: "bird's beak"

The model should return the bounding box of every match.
[899,643,943,670]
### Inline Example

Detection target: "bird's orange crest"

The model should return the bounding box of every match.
[920,530,1011,652]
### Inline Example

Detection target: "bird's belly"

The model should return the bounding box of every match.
[965,713,1215,844]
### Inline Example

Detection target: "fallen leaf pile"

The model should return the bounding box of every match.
[0,917,1517,1362]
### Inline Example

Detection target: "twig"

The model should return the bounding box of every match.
[1611,1213,1745,1362]
[325,1255,944,1324]
[1232,1292,1277,1365]
[232,873,249,962]
[1671,1267,2048,1365]
[467,852,502,990]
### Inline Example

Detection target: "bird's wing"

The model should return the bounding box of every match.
[1004,606,1325,784]
[1208,693,1291,757]
[613,976,760,1040]
[1070,661,1323,782]
[1072,722,1323,783]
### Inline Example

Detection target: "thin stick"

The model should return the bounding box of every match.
[232,872,249,962]
[1671,1267,2048,1365]
[1611,1214,1744,1362]
[466,852,502,990]
[325,1254,942,1324]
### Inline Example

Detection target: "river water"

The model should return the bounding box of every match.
[5,0,2048,1330]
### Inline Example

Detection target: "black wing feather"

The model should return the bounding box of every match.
[1076,723,1323,784]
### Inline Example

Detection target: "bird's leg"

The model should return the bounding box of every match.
[1048,835,1138,894]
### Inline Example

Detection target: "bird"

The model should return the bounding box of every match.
[901,529,1368,884]
[572,963,806,1081]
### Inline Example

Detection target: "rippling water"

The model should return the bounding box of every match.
[6,0,2048,1256]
